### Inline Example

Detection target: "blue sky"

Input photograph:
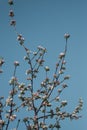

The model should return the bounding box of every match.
[0,0,87,129]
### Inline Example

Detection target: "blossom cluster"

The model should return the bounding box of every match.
[0,30,83,130]
[0,0,83,130]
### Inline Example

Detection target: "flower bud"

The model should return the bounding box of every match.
[10,20,16,26]
[59,52,65,59]
[64,33,70,39]
[14,61,20,66]
[9,10,14,17]
[64,75,70,80]
[44,66,50,71]
[8,0,13,5]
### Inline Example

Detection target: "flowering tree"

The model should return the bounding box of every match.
[0,0,83,130]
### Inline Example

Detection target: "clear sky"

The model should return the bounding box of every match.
[0,0,87,130]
